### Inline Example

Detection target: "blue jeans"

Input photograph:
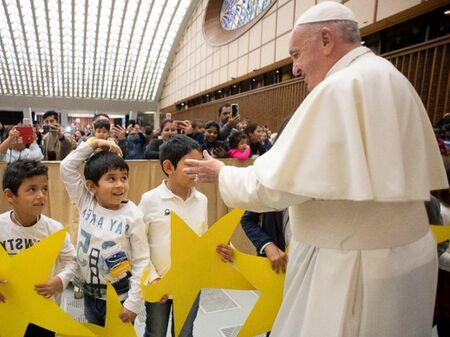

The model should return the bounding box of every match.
[84,293,107,326]
[144,293,200,337]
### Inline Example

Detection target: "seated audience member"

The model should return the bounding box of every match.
[244,122,266,158]
[203,120,228,158]
[0,160,77,337]
[0,126,43,162]
[227,131,250,161]
[92,113,127,157]
[144,119,178,159]
[42,110,75,160]
[126,122,146,159]
[217,103,240,141]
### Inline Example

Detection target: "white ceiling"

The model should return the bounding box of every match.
[0,0,195,112]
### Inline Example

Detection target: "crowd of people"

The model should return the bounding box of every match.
[0,105,276,165]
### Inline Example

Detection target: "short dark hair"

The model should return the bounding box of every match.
[228,131,248,149]
[160,118,173,130]
[204,120,219,132]
[3,160,48,195]
[218,103,231,116]
[43,110,59,121]
[93,113,110,121]
[94,119,110,131]
[191,119,203,129]
[159,135,202,175]
[244,122,259,136]
[84,151,129,185]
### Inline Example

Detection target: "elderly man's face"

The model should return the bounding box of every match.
[289,25,325,91]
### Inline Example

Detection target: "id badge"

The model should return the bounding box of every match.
[101,244,131,282]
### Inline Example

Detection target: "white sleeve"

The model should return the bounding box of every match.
[123,216,152,314]
[55,232,78,288]
[218,165,310,212]
[60,142,93,204]
[25,144,44,161]
[137,199,161,283]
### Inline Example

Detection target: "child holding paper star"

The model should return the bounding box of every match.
[138,134,232,337]
[0,160,77,337]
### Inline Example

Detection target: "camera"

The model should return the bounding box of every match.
[16,126,33,144]
[231,104,239,118]
[42,124,51,134]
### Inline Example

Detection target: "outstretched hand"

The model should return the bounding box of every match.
[183,150,225,183]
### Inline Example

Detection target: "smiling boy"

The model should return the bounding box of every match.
[60,139,150,326]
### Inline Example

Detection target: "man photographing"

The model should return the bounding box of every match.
[184,2,447,337]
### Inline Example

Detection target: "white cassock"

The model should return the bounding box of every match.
[219,47,448,337]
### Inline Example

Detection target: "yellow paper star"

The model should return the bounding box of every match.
[232,248,285,337]
[0,229,94,337]
[430,225,450,244]
[141,209,254,337]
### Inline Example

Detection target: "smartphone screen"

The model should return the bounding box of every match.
[113,117,123,127]
[231,104,239,118]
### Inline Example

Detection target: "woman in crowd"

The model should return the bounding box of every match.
[203,120,228,158]
[144,119,178,159]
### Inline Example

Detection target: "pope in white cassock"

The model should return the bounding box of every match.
[184,2,448,337]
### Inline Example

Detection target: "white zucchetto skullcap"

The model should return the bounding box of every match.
[296,1,358,25]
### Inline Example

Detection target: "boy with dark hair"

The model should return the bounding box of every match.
[0,160,77,337]
[60,139,150,326]
[42,110,74,160]
[138,134,232,337]
[86,120,115,148]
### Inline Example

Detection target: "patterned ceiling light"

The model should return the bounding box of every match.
[0,0,193,102]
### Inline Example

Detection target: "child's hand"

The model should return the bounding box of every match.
[0,279,7,303]
[216,244,233,262]
[158,294,169,304]
[264,243,288,274]
[91,139,123,156]
[119,307,137,323]
[34,276,63,298]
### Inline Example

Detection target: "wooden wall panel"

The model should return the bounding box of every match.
[170,35,450,131]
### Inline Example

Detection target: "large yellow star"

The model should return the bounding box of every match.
[141,209,254,337]
[232,248,285,337]
[0,229,94,337]
[430,225,450,244]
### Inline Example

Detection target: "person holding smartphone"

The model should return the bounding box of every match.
[217,103,240,141]
[42,110,75,161]
[0,125,43,163]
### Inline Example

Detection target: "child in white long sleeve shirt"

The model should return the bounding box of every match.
[0,160,77,337]
[60,139,150,326]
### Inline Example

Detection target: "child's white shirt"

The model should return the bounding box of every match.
[138,181,208,281]
[60,141,150,314]
[0,211,77,302]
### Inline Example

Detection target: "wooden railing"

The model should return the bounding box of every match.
[171,35,450,131]
[383,35,450,126]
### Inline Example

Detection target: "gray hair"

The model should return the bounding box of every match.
[300,20,361,45]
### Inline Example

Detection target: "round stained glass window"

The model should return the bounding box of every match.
[220,0,274,31]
